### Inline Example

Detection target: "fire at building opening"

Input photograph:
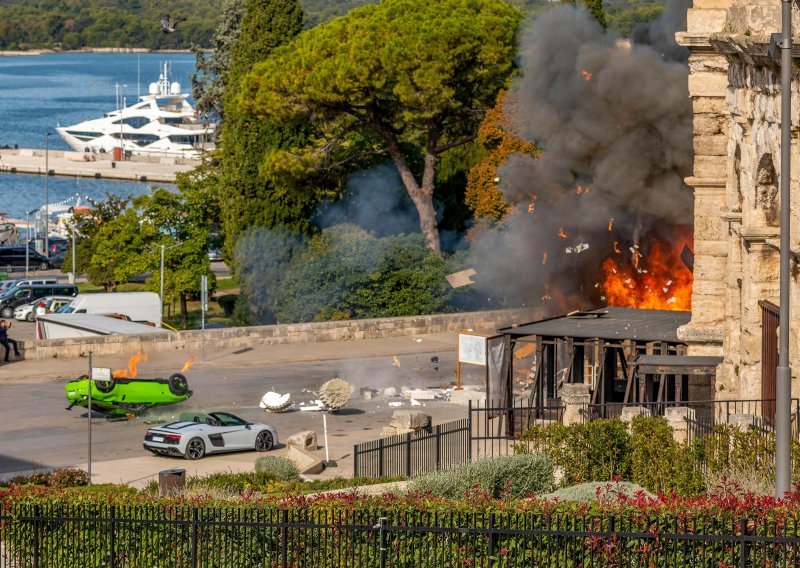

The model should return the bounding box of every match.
[466,2,694,313]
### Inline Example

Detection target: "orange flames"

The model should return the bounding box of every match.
[542,251,548,265]
[113,351,149,379]
[581,69,592,81]
[181,357,195,373]
[608,218,614,232]
[576,185,584,195]
[600,228,693,311]
[558,227,567,238]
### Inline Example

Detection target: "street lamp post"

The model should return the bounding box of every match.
[24,207,39,278]
[776,0,793,498]
[44,132,50,259]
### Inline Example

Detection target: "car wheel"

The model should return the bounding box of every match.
[26,311,34,322]
[255,430,274,452]
[95,379,115,394]
[38,262,49,271]
[185,437,205,460]
[0,307,13,318]
[168,373,189,396]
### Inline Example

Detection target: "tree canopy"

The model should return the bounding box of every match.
[214,0,313,260]
[240,0,523,253]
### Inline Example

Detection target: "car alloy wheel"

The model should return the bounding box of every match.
[26,311,34,322]
[255,430,274,452]
[0,307,12,318]
[185,437,205,460]
[38,262,49,271]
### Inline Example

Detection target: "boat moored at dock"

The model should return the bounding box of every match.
[56,63,215,159]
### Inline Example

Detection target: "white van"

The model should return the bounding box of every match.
[59,292,162,326]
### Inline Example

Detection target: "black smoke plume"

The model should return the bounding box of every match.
[467,4,693,312]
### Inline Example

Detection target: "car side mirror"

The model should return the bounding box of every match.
[246,424,252,429]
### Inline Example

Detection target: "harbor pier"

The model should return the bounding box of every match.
[0,148,200,183]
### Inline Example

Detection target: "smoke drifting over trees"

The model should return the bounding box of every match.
[466,4,693,311]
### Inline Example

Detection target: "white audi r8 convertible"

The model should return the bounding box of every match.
[143,411,278,460]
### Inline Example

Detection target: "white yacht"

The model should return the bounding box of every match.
[56,63,216,159]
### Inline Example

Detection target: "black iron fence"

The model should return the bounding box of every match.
[3,504,800,567]
[354,397,800,478]
[470,397,564,459]
[353,418,470,478]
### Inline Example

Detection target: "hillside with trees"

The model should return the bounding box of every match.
[0,0,664,50]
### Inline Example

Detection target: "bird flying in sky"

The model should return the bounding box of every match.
[161,15,187,34]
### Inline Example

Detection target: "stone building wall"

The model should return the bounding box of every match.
[679,0,800,402]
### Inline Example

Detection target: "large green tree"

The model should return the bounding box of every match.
[240,0,523,253]
[216,0,313,260]
[191,0,244,120]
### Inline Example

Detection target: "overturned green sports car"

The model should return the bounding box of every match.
[65,373,192,416]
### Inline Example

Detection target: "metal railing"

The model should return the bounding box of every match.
[3,505,800,567]
[353,418,470,478]
[470,397,564,459]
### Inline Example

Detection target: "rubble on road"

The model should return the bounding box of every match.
[259,391,292,413]
[319,378,352,412]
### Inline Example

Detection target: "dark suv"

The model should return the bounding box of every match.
[0,247,51,271]
[0,284,78,318]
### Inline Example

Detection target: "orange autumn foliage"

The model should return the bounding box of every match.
[465,90,537,223]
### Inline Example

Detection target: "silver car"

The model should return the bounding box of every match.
[143,411,278,460]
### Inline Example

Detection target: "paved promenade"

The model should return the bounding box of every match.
[0,148,199,183]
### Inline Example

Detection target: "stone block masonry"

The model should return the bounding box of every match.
[19,308,540,361]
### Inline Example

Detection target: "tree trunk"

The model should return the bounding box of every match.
[179,291,188,330]
[385,138,441,254]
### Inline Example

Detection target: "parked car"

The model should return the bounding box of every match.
[48,251,67,269]
[0,284,78,318]
[58,292,161,326]
[13,295,75,321]
[143,411,278,460]
[0,279,19,294]
[0,277,58,299]
[207,249,223,262]
[48,238,69,257]
[65,373,192,417]
[0,247,51,271]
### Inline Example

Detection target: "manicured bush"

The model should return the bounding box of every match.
[255,456,300,481]
[409,453,553,499]
[542,480,653,503]
[630,416,704,495]
[1,468,88,488]
[518,419,631,485]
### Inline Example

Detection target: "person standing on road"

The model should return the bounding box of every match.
[0,319,20,362]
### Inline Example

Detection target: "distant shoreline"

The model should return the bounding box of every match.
[0,48,200,57]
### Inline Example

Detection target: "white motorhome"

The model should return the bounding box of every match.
[59,292,162,326]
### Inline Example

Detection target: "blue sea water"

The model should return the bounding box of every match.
[0,52,196,219]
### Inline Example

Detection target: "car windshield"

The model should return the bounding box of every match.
[210,412,248,426]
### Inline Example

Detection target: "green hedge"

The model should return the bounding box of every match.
[519,416,800,496]
[3,487,800,567]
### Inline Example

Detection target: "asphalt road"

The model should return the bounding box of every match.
[0,334,477,478]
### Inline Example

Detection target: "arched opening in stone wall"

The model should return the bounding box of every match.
[755,153,778,226]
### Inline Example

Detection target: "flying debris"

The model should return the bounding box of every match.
[161,15,187,33]
[446,268,477,288]
[566,243,589,254]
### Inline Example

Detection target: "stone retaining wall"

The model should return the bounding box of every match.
[20,308,539,361]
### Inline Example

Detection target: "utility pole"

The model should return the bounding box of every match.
[776,0,793,498]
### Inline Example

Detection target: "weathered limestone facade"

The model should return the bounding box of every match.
[678,0,800,401]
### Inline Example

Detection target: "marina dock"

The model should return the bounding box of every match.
[0,148,200,183]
